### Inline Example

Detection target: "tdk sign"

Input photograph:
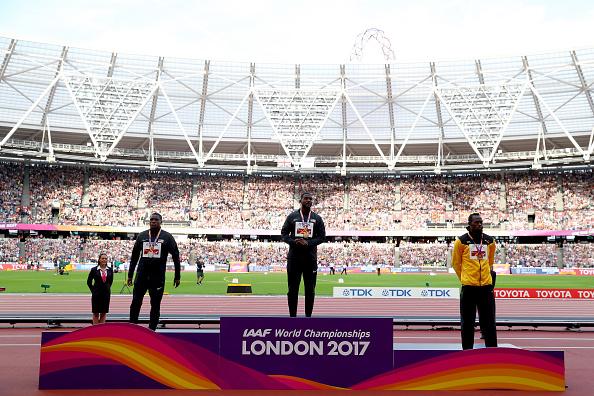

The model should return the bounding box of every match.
[333,287,459,299]
[423,289,451,297]
[381,289,412,297]
[346,288,374,297]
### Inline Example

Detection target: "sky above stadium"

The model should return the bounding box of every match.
[1,0,593,64]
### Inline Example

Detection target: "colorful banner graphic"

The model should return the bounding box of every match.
[493,263,511,274]
[39,323,565,391]
[495,288,594,299]
[358,348,564,391]
[229,261,249,273]
[333,287,460,299]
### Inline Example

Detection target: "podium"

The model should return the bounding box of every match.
[39,319,564,391]
[226,283,252,294]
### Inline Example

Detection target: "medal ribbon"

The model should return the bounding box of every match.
[468,233,484,261]
[300,209,311,223]
[148,228,162,251]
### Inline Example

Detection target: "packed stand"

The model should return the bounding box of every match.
[505,243,558,267]
[0,163,23,222]
[298,174,344,230]
[246,175,295,230]
[81,238,135,264]
[190,175,243,228]
[179,239,244,266]
[85,169,142,226]
[29,165,83,224]
[244,241,287,268]
[318,241,395,267]
[138,172,192,222]
[505,173,558,229]
[562,210,594,230]
[0,238,19,263]
[399,175,449,230]
[562,243,594,268]
[398,241,449,267]
[562,171,594,211]
[347,176,399,231]
[451,174,504,226]
[561,171,594,230]
[23,236,82,264]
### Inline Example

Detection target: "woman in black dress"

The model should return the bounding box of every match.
[87,253,113,325]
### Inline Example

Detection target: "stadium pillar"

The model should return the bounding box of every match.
[81,167,90,206]
[394,244,400,267]
[18,240,25,263]
[21,163,30,210]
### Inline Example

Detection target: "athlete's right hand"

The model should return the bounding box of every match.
[127,278,133,286]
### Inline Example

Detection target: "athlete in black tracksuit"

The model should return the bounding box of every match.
[281,192,326,317]
[127,213,180,330]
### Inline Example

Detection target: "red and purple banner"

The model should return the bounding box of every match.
[39,321,565,391]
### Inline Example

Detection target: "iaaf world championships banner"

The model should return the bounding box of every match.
[220,317,393,388]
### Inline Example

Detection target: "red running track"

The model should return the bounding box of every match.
[1,294,594,395]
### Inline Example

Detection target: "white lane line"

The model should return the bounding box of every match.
[0,335,40,338]
[520,346,594,349]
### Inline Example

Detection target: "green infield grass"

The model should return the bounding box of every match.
[0,270,592,295]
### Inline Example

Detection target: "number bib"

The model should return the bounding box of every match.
[142,242,162,258]
[469,243,486,261]
[295,221,314,238]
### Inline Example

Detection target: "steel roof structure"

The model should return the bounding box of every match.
[0,36,593,173]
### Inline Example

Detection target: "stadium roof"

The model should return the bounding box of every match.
[0,36,593,173]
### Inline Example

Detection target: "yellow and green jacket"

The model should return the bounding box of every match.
[452,233,496,286]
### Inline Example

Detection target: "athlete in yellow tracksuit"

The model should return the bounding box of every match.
[452,213,498,349]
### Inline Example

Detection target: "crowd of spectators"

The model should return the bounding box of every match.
[0,164,593,231]
[179,239,244,265]
[245,175,295,230]
[190,175,243,228]
[1,235,592,269]
[23,236,82,264]
[563,243,594,268]
[0,163,23,222]
[81,238,135,264]
[29,165,84,224]
[562,171,594,211]
[398,241,449,267]
[298,174,345,230]
[319,241,395,267]
[346,176,398,230]
[138,173,192,221]
[505,243,558,267]
[0,238,19,262]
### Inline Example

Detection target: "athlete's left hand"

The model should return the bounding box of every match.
[173,279,180,288]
